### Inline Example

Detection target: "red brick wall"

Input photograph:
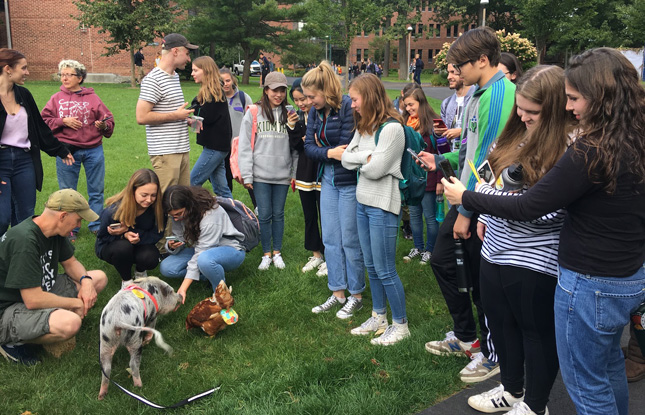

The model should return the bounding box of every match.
[8,0,161,80]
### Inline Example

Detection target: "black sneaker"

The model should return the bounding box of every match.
[0,344,41,366]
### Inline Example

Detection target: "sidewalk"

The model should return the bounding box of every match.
[418,327,645,415]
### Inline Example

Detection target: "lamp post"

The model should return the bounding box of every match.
[325,36,329,61]
[407,25,413,81]
[481,0,489,27]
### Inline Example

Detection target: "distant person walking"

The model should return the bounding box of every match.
[260,52,270,87]
[414,54,424,85]
[136,33,198,194]
[134,48,145,84]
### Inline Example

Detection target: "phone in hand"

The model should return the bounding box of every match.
[102,115,113,122]
[407,148,430,169]
[433,118,447,129]
[285,104,296,115]
[165,236,180,241]
[439,159,457,179]
[477,160,495,185]
[186,103,197,110]
[108,223,121,229]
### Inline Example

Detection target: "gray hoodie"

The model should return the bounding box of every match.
[238,105,298,185]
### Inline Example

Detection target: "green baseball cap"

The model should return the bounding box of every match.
[45,189,99,222]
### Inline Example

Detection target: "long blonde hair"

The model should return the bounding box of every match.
[349,74,402,136]
[488,65,574,186]
[105,169,164,232]
[301,61,342,111]
[193,56,225,105]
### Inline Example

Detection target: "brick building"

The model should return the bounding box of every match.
[1,0,161,80]
[347,5,473,70]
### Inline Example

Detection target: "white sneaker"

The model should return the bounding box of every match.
[312,295,344,314]
[506,402,548,415]
[467,384,523,413]
[460,351,501,383]
[403,248,421,263]
[419,251,432,265]
[316,262,328,277]
[370,321,410,346]
[258,255,272,271]
[425,331,481,356]
[133,270,147,279]
[336,296,363,319]
[351,311,388,336]
[302,256,324,273]
[272,253,285,269]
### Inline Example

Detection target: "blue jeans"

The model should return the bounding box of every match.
[160,246,245,291]
[0,147,36,235]
[409,190,439,252]
[190,148,232,198]
[253,182,288,254]
[56,145,105,231]
[320,166,365,294]
[555,265,645,415]
[357,203,407,323]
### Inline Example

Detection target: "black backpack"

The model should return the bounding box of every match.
[215,197,259,252]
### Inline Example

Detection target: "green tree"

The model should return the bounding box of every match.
[182,0,307,85]
[73,0,180,87]
[305,0,385,86]
[619,0,645,48]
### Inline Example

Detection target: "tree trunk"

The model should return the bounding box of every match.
[383,17,391,78]
[398,37,407,81]
[130,48,136,87]
[209,41,216,59]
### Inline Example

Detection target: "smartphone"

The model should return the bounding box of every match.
[186,103,197,110]
[477,160,495,185]
[407,148,430,169]
[108,223,121,229]
[102,115,113,122]
[439,159,457,179]
[165,236,180,241]
[285,105,295,112]
[433,118,447,129]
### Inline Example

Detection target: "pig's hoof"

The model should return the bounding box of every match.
[133,378,142,388]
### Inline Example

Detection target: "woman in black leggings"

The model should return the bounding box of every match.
[95,169,165,287]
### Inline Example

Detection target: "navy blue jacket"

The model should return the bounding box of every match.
[304,95,356,187]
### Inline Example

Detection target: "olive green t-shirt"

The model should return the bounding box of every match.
[0,218,74,314]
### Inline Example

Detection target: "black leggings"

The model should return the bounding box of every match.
[480,259,559,413]
[100,239,160,281]
[298,189,324,253]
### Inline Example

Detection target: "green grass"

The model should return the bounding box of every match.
[0,81,461,415]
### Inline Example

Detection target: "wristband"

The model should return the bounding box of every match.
[80,275,93,282]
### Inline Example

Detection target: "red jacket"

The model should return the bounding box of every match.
[41,86,114,149]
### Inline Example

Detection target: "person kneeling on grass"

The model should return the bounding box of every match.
[0,189,107,365]
[159,185,245,304]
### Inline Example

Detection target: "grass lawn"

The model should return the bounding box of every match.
[0,80,469,415]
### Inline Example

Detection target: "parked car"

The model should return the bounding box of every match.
[233,60,261,76]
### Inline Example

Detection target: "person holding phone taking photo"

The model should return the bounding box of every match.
[443,48,645,415]
[95,169,164,288]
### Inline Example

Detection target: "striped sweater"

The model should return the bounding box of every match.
[478,184,564,277]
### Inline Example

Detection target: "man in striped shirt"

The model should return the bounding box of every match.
[136,33,198,193]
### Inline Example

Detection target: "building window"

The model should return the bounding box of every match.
[452,24,459,37]
[357,49,362,62]
[435,49,441,58]
[417,49,423,60]
[418,23,423,36]
[435,24,441,38]
[428,49,433,62]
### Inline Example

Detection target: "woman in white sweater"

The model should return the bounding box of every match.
[159,185,246,303]
[341,74,409,346]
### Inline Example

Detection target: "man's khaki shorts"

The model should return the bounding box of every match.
[0,275,78,344]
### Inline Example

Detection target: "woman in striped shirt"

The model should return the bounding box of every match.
[462,66,576,415]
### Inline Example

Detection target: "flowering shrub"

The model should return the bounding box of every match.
[433,30,537,71]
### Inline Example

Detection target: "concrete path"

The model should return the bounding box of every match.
[418,327,644,415]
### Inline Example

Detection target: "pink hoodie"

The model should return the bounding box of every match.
[41,85,114,148]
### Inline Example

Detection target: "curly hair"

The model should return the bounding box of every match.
[58,59,87,84]
[565,48,645,193]
[162,186,217,245]
[488,65,575,186]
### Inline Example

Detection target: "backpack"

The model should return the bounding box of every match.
[229,104,258,183]
[375,120,427,206]
[215,196,260,252]
[238,89,246,110]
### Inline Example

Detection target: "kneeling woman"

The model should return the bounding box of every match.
[95,169,164,288]
[160,185,245,303]
[341,74,410,346]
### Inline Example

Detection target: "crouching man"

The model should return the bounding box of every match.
[0,189,107,365]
